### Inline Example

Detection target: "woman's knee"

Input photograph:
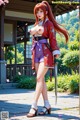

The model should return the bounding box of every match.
[36,76,43,82]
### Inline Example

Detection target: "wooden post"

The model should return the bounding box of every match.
[24,25,28,64]
[0,6,5,60]
[14,22,17,78]
[0,6,6,84]
[24,25,28,75]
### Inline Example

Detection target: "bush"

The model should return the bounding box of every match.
[46,80,54,91]
[17,76,36,89]
[57,74,70,91]
[57,48,71,74]
[60,48,68,58]
[68,40,79,50]
[62,50,79,68]
[15,73,79,94]
[13,75,22,82]
[69,73,79,93]
[46,73,79,94]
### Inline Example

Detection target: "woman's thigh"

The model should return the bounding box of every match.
[35,63,39,73]
[36,62,48,81]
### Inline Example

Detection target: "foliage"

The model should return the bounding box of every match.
[75,31,79,41]
[62,51,79,68]
[5,46,14,64]
[46,72,79,94]
[6,51,14,60]
[17,43,24,54]
[68,16,79,26]
[69,79,79,93]
[46,80,54,91]
[74,22,79,29]
[56,9,79,41]
[15,73,79,94]
[5,45,24,64]
[16,76,36,89]
[57,74,70,91]
[16,50,24,64]
[59,48,68,58]
[57,48,71,74]
[13,75,23,82]
[68,40,79,50]
[56,34,68,49]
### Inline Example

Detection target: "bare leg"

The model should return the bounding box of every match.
[34,62,48,103]
[42,80,48,100]
[41,80,51,108]
[35,63,50,108]
[27,62,50,117]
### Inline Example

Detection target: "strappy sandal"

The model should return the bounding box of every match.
[27,108,38,117]
[39,106,51,115]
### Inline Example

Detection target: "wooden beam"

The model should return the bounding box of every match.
[5,16,35,24]
[0,6,5,60]
[6,0,36,13]
[5,0,78,16]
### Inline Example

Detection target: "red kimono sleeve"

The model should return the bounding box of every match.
[47,21,60,56]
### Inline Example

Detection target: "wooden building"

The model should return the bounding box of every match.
[0,0,79,84]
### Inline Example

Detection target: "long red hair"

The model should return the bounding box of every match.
[34,1,69,42]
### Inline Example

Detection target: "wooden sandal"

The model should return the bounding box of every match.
[39,106,51,115]
[27,108,38,117]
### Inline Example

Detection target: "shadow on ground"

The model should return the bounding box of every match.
[0,100,79,120]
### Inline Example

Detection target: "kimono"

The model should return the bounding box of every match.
[31,19,60,81]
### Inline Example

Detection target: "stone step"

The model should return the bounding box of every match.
[0,83,18,89]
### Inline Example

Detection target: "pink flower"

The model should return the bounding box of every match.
[4,0,9,4]
[0,0,9,6]
[0,0,4,6]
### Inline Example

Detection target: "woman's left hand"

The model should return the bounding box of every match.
[54,54,59,58]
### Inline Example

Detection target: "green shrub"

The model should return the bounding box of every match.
[68,40,79,50]
[46,73,79,94]
[69,80,79,93]
[17,76,36,89]
[69,73,79,93]
[57,48,71,74]
[46,80,54,91]
[13,75,22,82]
[62,50,79,68]
[57,74,70,91]
[60,48,68,58]
[15,73,79,94]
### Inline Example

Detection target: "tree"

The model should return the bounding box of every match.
[60,15,64,24]
[62,30,79,72]
[64,12,70,23]
[68,16,79,26]
[5,46,14,64]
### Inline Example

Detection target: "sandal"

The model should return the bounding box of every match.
[27,108,38,117]
[39,106,51,115]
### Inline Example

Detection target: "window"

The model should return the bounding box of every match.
[26,44,32,58]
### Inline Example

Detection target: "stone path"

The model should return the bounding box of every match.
[0,89,79,120]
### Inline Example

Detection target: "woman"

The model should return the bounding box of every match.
[27,1,69,117]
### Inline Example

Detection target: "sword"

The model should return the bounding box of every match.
[54,58,58,105]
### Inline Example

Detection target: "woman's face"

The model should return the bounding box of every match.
[36,8,44,20]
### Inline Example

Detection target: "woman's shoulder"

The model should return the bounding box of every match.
[45,19,53,26]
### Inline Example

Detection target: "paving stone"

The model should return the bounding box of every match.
[0,88,79,120]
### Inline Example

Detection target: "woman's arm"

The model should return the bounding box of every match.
[47,21,60,57]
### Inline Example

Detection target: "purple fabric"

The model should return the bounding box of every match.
[31,39,47,51]
[31,39,47,63]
